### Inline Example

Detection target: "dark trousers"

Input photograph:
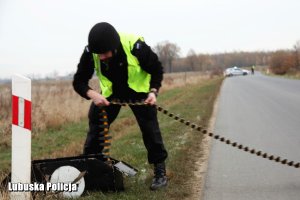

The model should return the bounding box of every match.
[83,102,168,164]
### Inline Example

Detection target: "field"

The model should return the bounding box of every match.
[0,72,223,199]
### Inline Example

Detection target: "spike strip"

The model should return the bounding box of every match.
[99,109,111,161]
[109,100,300,169]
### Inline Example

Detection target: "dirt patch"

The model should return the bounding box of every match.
[185,94,220,200]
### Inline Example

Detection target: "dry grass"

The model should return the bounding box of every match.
[0,72,211,169]
[0,71,220,200]
[0,80,92,148]
[161,71,211,91]
[0,72,211,155]
[0,72,208,132]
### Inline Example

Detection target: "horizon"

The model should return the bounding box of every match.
[0,49,292,80]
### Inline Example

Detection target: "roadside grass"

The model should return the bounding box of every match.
[263,72,300,80]
[260,67,300,80]
[0,77,222,199]
[272,72,300,80]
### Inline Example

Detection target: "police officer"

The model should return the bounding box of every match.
[251,65,255,75]
[73,22,168,190]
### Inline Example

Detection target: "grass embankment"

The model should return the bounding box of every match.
[259,66,300,80]
[1,77,222,199]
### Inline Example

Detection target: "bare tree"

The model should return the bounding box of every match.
[269,50,295,75]
[186,49,197,71]
[293,40,300,69]
[154,41,180,73]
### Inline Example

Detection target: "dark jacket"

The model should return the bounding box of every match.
[73,39,164,100]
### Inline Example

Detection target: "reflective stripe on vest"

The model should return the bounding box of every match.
[93,33,151,98]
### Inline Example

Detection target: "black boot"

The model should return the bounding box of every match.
[150,162,167,190]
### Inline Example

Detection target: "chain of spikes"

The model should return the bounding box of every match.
[109,100,300,169]
[98,109,111,160]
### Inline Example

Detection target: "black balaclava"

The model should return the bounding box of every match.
[88,22,120,54]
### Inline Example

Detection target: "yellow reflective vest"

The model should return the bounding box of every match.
[92,33,151,98]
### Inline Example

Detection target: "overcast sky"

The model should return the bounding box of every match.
[1,0,300,79]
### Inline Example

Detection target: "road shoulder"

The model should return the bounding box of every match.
[187,93,220,200]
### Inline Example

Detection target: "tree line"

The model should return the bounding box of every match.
[153,40,300,75]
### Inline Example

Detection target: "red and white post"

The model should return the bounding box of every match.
[11,74,31,199]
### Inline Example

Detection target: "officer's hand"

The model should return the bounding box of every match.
[87,90,110,106]
[144,92,157,105]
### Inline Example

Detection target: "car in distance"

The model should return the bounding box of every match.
[224,66,249,77]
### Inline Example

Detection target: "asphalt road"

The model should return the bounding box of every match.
[203,73,300,200]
